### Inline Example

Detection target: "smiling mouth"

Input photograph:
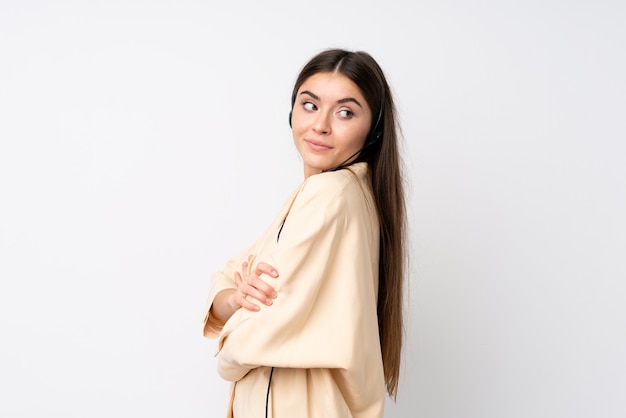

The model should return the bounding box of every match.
[305,139,332,151]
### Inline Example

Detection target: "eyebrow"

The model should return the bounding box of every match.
[299,90,363,108]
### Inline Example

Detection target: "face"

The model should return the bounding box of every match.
[291,72,372,178]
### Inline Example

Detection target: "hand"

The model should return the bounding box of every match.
[231,255,279,312]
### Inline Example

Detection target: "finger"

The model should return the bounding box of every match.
[240,280,273,306]
[248,276,277,302]
[255,262,279,278]
[252,263,278,299]
[235,292,260,312]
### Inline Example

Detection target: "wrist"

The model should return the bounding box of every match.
[226,288,241,312]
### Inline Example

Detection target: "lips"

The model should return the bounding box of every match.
[304,138,332,151]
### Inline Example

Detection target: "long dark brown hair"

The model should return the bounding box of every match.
[291,49,407,399]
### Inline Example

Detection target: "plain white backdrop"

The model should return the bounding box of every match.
[1,1,624,417]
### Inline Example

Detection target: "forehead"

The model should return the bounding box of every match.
[298,72,366,101]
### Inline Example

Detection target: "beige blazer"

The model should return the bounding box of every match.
[203,162,384,417]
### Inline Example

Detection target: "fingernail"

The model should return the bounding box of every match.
[272,292,278,298]
[271,270,278,276]
[266,298,272,305]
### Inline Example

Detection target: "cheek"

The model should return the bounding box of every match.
[290,109,305,133]
[291,117,307,144]
[292,113,304,129]
[339,126,369,148]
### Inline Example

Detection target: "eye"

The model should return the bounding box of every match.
[303,101,317,111]
[337,109,354,119]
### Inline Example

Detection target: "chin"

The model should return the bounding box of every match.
[300,153,325,168]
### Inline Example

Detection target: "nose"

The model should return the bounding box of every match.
[312,111,331,135]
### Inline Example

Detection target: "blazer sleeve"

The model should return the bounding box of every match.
[202,241,256,338]
[202,188,301,338]
[216,172,381,382]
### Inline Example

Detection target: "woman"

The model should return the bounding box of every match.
[203,48,407,417]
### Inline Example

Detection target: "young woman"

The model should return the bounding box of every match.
[203,48,407,418]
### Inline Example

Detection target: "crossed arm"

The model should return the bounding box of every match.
[209,256,279,326]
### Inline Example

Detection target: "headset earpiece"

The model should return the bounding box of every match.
[288,110,292,128]
[365,128,383,147]
[366,99,384,145]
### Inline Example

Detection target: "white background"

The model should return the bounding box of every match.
[1,1,625,417]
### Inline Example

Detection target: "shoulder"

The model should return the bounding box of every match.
[299,163,372,206]
[277,163,376,243]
